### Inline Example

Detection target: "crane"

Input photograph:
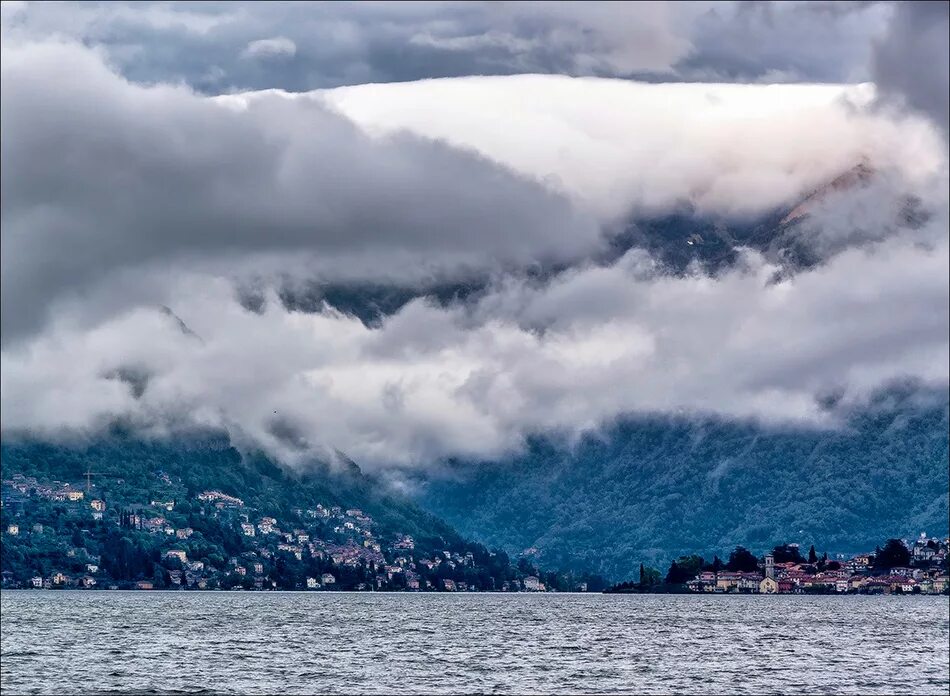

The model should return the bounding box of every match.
[82,468,123,494]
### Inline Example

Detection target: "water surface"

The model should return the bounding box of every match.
[2,592,948,694]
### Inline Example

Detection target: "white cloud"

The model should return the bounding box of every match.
[1,41,598,341]
[242,36,297,60]
[3,213,946,468]
[316,75,944,220]
[1,38,947,470]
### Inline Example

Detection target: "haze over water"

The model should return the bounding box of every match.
[2,592,947,695]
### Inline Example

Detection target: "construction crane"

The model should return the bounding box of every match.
[82,468,122,494]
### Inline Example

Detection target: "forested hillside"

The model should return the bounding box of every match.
[419,386,949,580]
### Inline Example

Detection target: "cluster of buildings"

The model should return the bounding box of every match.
[2,474,88,506]
[685,536,949,595]
[2,476,537,591]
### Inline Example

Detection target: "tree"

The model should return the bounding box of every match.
[726,546,758,573]
[665,556,706,585]
[873,539,910,570]
[808,545,818,564]
[639,565,661,587]
[772,544,805,564]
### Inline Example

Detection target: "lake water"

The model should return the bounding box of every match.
[1,592,948,695]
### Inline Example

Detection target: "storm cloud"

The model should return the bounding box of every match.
[0,1,897,91]
[1,4,947,471]
[871,1,950,137]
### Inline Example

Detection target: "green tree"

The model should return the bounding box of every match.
[873,539,910,570]
[639,564,661,587]
[771,544,805,564]
[808,545,818,564]
[726,546,758,573]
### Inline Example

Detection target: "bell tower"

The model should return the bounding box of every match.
[765,554,775,580]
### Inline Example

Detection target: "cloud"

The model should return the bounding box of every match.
[0,1,897,92]
[1,36,946,471]
[242,36,297,61]
[319,75,943,220]
[677,1,890,83]
[4,40,944,347]
[871,1,950,138]
[2,218,946,468]
[0,41,598,343]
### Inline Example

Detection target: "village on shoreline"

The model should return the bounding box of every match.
[606,536,950,595]
[2,472,948,595]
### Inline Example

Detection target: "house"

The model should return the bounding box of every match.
[92,511,103,521]
[52,572,68,586]
[66,490,84,501]
[863,580,890,594]
[241,523,256,537]
[394,535,415,550]
[90,499,106,511]
[738,573,762,592]
[31,524,44,533]
[6,524,19,535]
[80,576,97,588]
[135,581,154,590]
[523,576,541,591]
[143,517,167,533]
[175,528,193,539]
[235,566,247,576]
[714,572,743,592]
[197,491,245,507]
[86,564,99,574]
[306,577,320,589]
[442,579,456,591]
[164,550,188,563]
[321,573,336,585]
[30,576,43,588]
[759,577,779,594]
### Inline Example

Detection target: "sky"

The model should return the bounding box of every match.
[1,1,948,468]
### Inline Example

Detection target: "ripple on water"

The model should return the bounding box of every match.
[1,593,948,695]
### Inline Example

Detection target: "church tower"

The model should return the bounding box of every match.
[765,554,775,580]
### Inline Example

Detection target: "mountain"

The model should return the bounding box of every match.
[0,432,460,548]
[416,385,949,580]
[0,431,611,591]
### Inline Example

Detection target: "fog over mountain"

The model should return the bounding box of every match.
[1,2,948,484]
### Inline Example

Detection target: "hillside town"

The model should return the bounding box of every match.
[0,472,598,592]
[684,538,949,595]
[608,537,950,595]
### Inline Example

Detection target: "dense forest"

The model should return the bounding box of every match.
[419,385,949,580]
